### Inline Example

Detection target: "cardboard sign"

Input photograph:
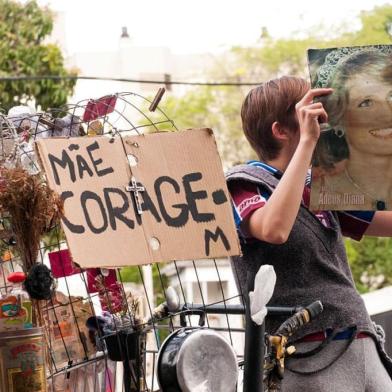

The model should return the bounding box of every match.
[41,292,95,367]
[35,129,240,267]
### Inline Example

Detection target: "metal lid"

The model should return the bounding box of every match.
[0,327,44,339]
[176,329,238,392]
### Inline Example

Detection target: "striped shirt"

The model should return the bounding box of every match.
[229,160,375,241]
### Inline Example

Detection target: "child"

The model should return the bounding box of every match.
[226,76,392,391]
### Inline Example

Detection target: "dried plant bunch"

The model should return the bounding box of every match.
[0,167,63,270]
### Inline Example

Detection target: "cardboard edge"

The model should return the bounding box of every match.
[34,140,46,177]
[204,128,242,257]
[37,130,242,265]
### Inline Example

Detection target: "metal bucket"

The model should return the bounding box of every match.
[0,327,47,392]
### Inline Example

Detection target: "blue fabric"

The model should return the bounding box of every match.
[247,160,375,224]
[340,210,375,223]
[327,327,357,340]
[247,160,282,178]
[232,204,242,227]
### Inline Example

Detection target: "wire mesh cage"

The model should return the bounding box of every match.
[0,89,245,392]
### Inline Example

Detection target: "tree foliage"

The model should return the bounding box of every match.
[163,85,254,169]
[233,5,392,77]
[0,0,77,111]
[161,4,392,292]
[120,265,168,307]
[346,237,392,293]
[163,5,392,168]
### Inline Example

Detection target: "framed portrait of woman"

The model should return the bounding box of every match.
[308,44,392,211]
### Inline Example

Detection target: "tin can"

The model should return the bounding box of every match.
[0,327,47,392]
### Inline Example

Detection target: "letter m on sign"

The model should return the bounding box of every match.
[204,226,231,257]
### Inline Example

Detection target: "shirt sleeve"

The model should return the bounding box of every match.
[228,180,269,232]
[337,210,375,241]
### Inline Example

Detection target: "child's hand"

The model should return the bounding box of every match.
[295,88,332,143]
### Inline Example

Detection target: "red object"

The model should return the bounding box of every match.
[48,249,81,278]
[99,282,123,313]
[7,272,26,283]
[82,95,117,122]
[298,331,370,342]
[86,268,118,293]
[86,268,123,313]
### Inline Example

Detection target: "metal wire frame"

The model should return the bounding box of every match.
[0,89,246,392]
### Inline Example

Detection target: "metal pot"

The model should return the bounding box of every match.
[157,326,238,392]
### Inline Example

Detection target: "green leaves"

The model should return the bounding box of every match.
[346,237,392,293]
[232,5,392,77]
[350,6,392,46]
[0,0,76,111]
[157,4,392,293]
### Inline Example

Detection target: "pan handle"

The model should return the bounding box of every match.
[180,309,206,327]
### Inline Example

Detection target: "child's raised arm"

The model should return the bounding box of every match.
[244,88,332,244]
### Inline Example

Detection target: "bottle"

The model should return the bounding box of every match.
[0,251,24,297]
[0,272,33,329]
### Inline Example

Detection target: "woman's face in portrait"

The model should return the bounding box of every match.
[343,70,392,156]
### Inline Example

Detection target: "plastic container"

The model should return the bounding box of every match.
[0,272,32,331]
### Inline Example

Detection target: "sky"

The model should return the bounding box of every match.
[37,0,391,55]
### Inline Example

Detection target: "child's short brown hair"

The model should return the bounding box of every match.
[241,76,309,160]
